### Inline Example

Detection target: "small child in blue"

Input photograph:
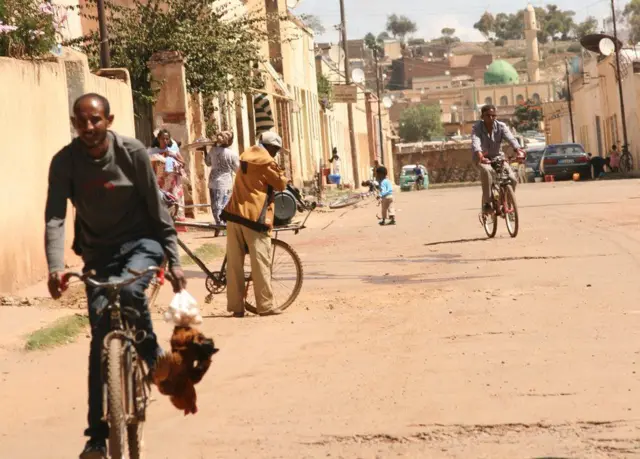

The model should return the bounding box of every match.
[376,166,395,226]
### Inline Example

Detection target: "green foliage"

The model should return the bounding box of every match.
[474,5,577,43]
[513,99,542,133]
[364,31,384,57]
[399,105,443,142]
[386,14,416,42]
[567,43,582,53]
[25,314,89,351]
[0,0,60,58]
[68,0,263,104]
[573,16,598,40]
[624,0,640,44]
[317,73,333,109]
[299,13,325,35]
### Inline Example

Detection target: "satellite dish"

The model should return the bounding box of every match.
[286,0,300,8]
[599,37,615,56]
[382,96,393,108]
[351,68,365,84]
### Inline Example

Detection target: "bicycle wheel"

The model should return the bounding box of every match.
[328,194,361,209]
[127,350,146,459]
[503,185,519,238]
[107,338,127,459]
[244,239,303,314]
[481,195,498,238]
[621,153,634,173]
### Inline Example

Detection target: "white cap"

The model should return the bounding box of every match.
[260,131,283,148]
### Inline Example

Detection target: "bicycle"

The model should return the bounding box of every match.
[328,185,378,209]
[620,146,634,173]
[62,266,161,459]
[479,157,520,239]
[149,188,314,314]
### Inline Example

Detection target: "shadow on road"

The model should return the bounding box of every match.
[423,237,489,247]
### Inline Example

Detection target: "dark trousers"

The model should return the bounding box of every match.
[83,238,164,442]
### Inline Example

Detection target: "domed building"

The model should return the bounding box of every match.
[484,60,520,86]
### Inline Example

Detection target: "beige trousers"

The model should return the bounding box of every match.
[226,222,274,314]
[381,196,395,219]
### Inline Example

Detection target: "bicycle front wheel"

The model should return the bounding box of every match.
[107,338,127,459]
[503,185,519,238]
[244,239,303,314]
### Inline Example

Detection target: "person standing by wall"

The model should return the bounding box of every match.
[328,147,342,186]
[205,131,239,233]
[608,145,620,173]
[149,129,186,220]
[221,131,288,317]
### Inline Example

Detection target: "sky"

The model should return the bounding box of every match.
[292,0,613,43]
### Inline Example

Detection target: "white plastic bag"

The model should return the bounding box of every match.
[164,290,203,326]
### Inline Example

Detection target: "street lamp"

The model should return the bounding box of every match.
[97,0,111,68]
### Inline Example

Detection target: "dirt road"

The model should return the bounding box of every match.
[3,180,640,458]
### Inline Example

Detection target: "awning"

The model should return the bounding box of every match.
[257,62,295,101]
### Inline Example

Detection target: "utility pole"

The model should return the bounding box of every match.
[338,0,360,185]
[97,0,111,68]
[611,0,630,160]
[564,59,575,143]
[374,49,385,165]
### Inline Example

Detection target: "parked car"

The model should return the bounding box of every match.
[400,165,429,191]
[539,143,590,180]
[525,146,545,182]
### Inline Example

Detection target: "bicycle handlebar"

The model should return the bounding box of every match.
[62,267,161,289]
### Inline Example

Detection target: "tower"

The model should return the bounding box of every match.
[524,3,541,83]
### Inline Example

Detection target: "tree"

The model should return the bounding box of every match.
[513,99,542,133]
[624,0,640,44]
[364,32,384,56]
[0,0,60,58]
[573,16,598,39]
[474,11,495,41]
[299,13,325,35]
[69,0,263,105]
[386,14,417,42]
[378,31,391,41]
[398,105,443,142]
[437,27,460,54]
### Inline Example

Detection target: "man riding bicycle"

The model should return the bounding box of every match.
[471,105,526,213]
[45,93,186,459]
[413,163,425,187]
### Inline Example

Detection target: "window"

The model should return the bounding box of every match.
[500,95,509,106]
[545,144,586,156]
[516,94,524,104]
[532,93,541,104]
[484,96,493,105]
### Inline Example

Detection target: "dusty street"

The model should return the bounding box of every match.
[2,179,640,458]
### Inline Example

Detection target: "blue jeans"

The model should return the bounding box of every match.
[210,188,232,225]
[83,238,164,442]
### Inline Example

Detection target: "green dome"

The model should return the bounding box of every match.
[484,60,520,85]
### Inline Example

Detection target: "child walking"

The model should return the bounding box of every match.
[376,166,395,226]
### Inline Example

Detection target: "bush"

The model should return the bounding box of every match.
[567,43,582,53]
[494,38,505,47]
[0,0,62,58]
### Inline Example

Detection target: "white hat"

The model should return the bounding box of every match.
[260,131,283,148]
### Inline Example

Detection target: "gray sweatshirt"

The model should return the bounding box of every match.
[45,131,181,272]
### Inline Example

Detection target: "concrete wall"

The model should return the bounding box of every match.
[0,53,135,294]
[393,142,480,184]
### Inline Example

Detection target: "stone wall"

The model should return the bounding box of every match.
[0,51,136,294]
[393,142,480,184]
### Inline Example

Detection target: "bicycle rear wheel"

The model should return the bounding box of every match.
[107,337,127,459]
[244,239,303,314]
[503,185,519,238]
[328,194,361,209]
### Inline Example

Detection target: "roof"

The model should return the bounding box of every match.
[484,60,520,85]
